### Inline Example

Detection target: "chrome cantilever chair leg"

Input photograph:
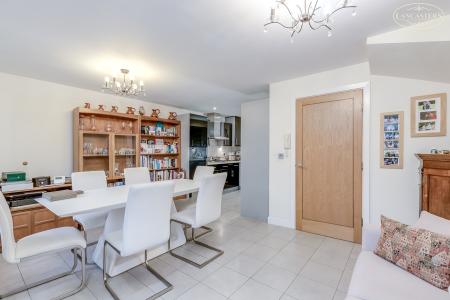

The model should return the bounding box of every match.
[71,227,98,266]
[103,241,173,300]
[169,220,223,269]
[0,247,86,300]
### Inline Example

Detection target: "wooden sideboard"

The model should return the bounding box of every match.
[416,154,450,219]
[0,184,78,252]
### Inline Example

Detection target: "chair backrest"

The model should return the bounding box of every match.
[71,171,107,191]
[193,166,215,182]
[124,167,150,185]
[195,173,227,227]
[121,181,174,257]
[0,193,18,263]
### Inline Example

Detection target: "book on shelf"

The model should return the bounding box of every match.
[140,140,178,155]
[150,170,179,181]
[141,123,177,137]
[140,156,178,170]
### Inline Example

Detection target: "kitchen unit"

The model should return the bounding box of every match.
[207,161,240,190]
[225,116,241,146]
[181,112,241,186]
[180,114,209,179]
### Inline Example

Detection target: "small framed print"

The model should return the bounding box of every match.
[380,111,404,169]
[411,93,447,137]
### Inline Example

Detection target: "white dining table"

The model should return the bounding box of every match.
[36,179,199,276]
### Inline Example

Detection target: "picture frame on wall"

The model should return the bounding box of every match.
[411,93,447,137]
[380,111,404,169]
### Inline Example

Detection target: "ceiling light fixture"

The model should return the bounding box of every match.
[102,68,145,96]
[264,0,357,39]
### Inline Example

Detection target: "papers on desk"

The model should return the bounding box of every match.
[43,190,83,201]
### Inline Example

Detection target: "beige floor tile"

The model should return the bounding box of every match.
[253,263,297,292]
[230,279,282,300]
[286,276,335,300]
[300,262,342,289]
[202,267,248,297]
[225,254,265,277]
[242,243,279,262]
[258,235,290,251]
[161,271,198,300]
[177,283,226,300]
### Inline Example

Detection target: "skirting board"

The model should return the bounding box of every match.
[268,216,294,228]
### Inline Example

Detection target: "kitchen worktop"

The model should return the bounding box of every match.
[206,160,240,165]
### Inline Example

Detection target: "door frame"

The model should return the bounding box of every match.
[295,89,363,243]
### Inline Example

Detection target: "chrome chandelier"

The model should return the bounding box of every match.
[102,69,145,96]
[264,0,357,40]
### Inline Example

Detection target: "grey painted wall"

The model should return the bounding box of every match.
[240,99,269,221]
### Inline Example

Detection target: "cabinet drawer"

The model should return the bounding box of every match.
[33,209,57,224]
[57,217,77,227]
[12,211,32,240]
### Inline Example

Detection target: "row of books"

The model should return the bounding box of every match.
[140,140,178,154]
[141,123,177,136]
[140,156,178,170]
[151,170,180,181]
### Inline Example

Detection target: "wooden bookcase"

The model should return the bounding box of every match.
[140,116,182,181]
[73,108,140,181]
[73,108,182,182]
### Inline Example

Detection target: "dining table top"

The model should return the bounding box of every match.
[36,179,199,218]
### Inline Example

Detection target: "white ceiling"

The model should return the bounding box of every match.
[0,0,449,115]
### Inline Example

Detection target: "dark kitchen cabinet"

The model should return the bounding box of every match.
[234,117,241,146]
[228,163,240,186]
[190,126,207,147]
[224,123,232,146]
[213,163,240,189]
[190,117,208,147]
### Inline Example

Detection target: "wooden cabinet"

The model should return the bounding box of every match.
[417,154,450,219]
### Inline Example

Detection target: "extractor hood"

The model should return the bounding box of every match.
[206,113,228,140]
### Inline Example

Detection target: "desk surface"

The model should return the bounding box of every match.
[36,179,198,217]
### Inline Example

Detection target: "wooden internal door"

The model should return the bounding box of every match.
[296,89,363,243]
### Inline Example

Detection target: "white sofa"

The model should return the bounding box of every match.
[346,212,450,300]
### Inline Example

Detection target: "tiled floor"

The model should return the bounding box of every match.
[0,191,360,300]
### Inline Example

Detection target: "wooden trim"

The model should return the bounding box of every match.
[295,89,363,243]
[77,107,140,120]
[295,100,304,230]
[353,90,363,244]
[380,111,404,169]
[302,219,354,241]
[411,93,447,137]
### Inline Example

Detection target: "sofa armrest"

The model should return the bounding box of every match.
[362,223,381,251]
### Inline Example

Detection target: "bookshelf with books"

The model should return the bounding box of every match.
[74,108,183,183]
[140,116,182,181]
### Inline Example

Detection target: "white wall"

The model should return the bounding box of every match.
[0,72,193,178]
[241,99,269,221]
[370,75,450,224]
[269,63,371,228]
[269,64,450,229]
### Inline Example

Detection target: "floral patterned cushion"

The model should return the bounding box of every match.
[375,215,450,290]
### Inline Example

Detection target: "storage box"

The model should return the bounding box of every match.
[0,181,33,192]
[2,172,26,182]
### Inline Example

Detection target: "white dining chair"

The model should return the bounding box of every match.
[103,181,175,300]
[170,173,227,268]
[175,166,215,212]
[193,166,215,182]
[0,192,86,299]
[124,167,150,185]
[71,171,108,257]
